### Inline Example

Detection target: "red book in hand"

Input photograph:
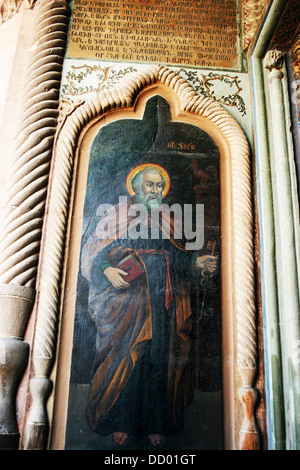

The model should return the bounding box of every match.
[117,255,144,282]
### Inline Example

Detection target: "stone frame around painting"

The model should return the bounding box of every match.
[23,66,259,450]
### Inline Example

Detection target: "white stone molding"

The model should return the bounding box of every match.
[265,50,300,449]
[0,0,70,450]
[25,65,258,449]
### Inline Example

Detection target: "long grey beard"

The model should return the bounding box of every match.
[133,192,163,210]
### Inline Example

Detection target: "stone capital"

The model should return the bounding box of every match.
[265,49,284,71]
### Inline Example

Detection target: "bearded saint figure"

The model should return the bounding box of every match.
[81,164,217,447]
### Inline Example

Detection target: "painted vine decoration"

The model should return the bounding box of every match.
[61,64,138,97]
[177,69,247,116]
[61,64,246,117]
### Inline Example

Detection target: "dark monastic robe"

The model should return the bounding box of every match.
[81,202,196,437]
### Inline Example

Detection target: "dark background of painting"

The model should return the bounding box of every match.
[65,96,222,450]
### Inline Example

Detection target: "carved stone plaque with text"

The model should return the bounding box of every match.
[68,0,240,69]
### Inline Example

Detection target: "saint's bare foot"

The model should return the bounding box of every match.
[113,432,129,446]
[148,433,165,446]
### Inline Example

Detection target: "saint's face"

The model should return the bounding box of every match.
[141,171,164,198]
[133,170,164,210]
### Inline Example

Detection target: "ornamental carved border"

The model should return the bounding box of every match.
[25,65,259,449]
[242,0,270,51]
[0,0,36,24]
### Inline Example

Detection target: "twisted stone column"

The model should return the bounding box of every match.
[0,0,70,449]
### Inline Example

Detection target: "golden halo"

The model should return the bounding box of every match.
[126,163,170,197]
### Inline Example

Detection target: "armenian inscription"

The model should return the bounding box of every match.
[68,0,240,69]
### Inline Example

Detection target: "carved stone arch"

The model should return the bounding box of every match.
[24,65,258,450]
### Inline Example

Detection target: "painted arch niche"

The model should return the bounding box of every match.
[48,67,257,450]
[65,95,222,450]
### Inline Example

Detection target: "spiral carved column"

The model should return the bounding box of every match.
[0,0,70,449]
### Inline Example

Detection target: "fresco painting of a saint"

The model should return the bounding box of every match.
[65,96,222,450]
